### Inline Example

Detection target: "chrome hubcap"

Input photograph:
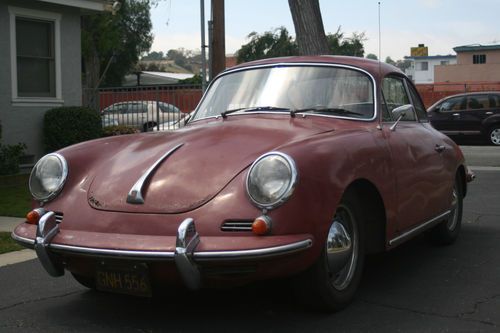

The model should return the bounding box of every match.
[447,185,459,230]
[491,128,500,145]
[326,205,358,291]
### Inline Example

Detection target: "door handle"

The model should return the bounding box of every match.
[452,113,460,116]
[435,144,446,153]
[486,111,493,115]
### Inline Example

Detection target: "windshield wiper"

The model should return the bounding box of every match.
[221,106,291,118]
[290,107,364,118]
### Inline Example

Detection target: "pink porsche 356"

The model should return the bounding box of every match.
[13,56,474,311]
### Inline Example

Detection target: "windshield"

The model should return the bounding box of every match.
[193,65,374,120]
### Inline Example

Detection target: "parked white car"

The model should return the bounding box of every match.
[101,101,182,131]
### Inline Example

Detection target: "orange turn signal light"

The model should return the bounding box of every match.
[252,216,272,236]
[26,209,45,225]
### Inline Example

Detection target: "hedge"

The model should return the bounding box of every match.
[43,106,102,152]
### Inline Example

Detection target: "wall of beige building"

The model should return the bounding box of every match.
[435,63,500,83]
[457,50,500,65]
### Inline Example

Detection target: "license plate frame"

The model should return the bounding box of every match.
[96,262,152,297]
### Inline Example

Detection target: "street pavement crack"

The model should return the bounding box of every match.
[459,294,500,318]
[360,299,497,327]
[0,290,82,312]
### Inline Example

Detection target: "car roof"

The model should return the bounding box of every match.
[225,55,402,81]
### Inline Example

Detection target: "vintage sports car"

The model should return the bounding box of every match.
[13,56,474,311]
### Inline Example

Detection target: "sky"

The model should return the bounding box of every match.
[149,0,500,61]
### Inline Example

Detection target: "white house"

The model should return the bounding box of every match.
[404,55,457,84]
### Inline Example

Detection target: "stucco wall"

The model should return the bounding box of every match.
[457,50,500,65]
[435,63,500,83]
[0,0,82,162]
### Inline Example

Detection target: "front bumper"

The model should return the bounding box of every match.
[12,211,313,289]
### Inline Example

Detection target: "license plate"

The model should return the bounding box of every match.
[96,263,152,297]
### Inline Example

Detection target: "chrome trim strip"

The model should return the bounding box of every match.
[193,239,313,260]
[388,210,451,247]
[49,243,176,259]
[190,62,378,123]
[11,232,35,247]
[45,239,313,261]
[127,143,184,204]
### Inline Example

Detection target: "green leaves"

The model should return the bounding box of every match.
[236,26,366,64]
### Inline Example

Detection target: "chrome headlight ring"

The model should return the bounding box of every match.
[29,153,68,203]
[246,152,298,210]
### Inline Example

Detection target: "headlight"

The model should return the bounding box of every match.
[29,153,68,202]
[246,152,298,210]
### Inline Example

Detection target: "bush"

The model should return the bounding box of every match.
[43,106,102,152]
[102,125,140,137]
[0,121,27,175]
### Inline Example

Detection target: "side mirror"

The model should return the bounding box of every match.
[392,104,414,119]
[390,104,415,131]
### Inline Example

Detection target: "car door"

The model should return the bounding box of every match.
[428,96,467,133]
[459,94,493,134]
[381,76,450,233]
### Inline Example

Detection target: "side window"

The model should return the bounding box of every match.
[382,76,415,121]
[467,95,489,110]
[406,81,428,121]
[489,94,500,108]
[440,97,466,112]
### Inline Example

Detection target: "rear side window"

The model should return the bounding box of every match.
[489,94,500,108]
[467,95,489,109]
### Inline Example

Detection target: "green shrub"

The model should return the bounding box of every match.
[102,125,140,137]
[43,106,102,152]
[0,120,27,175]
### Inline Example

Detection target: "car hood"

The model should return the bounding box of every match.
[87,116,333,214]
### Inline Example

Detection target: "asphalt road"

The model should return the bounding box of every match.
[0,147,499,332]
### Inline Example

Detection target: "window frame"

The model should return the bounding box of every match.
[9,6,63,106]
[472,54,486,64]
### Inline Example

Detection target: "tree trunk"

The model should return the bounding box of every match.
[288,0,330,56]
[81,17,101,109]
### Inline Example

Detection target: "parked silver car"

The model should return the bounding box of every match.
[101,101,182,131]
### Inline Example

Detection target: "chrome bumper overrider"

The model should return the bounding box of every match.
[13,212,313,290]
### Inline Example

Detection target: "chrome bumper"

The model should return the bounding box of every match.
[13,212,313,290]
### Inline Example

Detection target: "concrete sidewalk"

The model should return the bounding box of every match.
[0,216,36,268]
[0,216,24,232]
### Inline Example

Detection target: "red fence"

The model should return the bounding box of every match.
[84,84,203,114]
[416,82,500,108]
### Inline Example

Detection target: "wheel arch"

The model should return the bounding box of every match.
[343,179,387,254]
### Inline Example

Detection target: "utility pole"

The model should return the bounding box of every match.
[200,0,207,91]
[210,0,225,79]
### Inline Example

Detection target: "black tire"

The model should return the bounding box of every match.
[143,122,157,132]
[71,272,96,289]
[488,126,500,146]
[293,191,365,312]
[429,175,463,245]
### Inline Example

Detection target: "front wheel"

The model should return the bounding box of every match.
[429,175,463,245]
[488,126,500,146]
[293,192,365,312]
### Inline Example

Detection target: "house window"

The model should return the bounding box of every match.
[9,7,62,104]
[16,18,55,97]
[417,62,428,71]
[473,54,486,64]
